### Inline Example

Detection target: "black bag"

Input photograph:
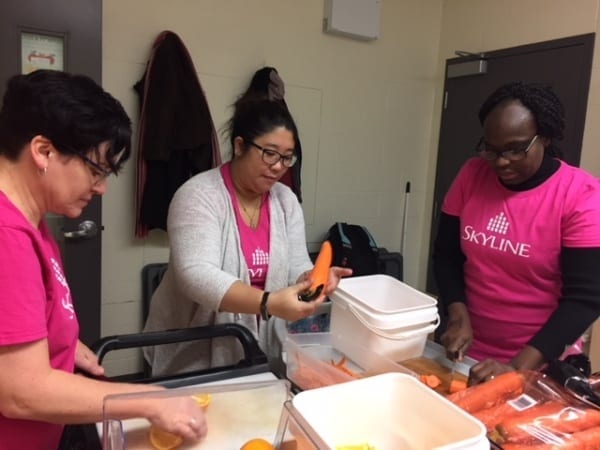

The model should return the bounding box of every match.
[326,222,379,277]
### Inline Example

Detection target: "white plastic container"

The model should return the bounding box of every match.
[287,373,488,450]
[330,274,439,362]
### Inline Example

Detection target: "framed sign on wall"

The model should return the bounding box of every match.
[20,28,66,74]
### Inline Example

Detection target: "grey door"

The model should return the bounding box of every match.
[0,0,103,345]
[426,33,595,295]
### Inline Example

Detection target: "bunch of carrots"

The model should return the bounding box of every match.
[445,371,600,449]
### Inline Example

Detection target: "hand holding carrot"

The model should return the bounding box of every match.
[268,280,328,322]
[468,358,516,386]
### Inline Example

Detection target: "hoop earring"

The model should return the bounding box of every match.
[41,166,47,176]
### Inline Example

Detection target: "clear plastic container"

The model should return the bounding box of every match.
[285,332,416,390]
[101,378,290,449]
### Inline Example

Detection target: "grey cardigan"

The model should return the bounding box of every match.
[143,166,313,375]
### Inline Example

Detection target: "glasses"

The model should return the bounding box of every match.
[80,154,112,184]
[477,135,539,161]
[249,142,297,168]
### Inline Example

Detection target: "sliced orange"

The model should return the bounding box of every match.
[191,392,212,410]
[149,426,183,450]
[240,437,275,450]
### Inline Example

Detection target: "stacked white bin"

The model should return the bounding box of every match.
[330,274,440,363]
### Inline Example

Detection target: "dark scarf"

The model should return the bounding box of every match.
[502,152,560,192]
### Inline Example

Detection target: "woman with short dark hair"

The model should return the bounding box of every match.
[0,70,207,450]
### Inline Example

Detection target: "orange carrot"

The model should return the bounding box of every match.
[498,402,600,444]
[449,379,467,393]
[446,371,525,414]
[543,406,600,434]
[472,402,521,432]
[496,401,568,443]
[419,374,442,389]
[567,425,600,448]
[500,443,553,450]
[501,425,600,449]
[299,241,332,301]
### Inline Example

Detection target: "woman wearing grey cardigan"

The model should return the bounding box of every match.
[143,97,350,376]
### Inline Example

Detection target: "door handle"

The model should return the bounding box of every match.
[63,220,100,240]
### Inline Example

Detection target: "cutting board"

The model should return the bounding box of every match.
[400,356,468,395]
[105,381,288,450]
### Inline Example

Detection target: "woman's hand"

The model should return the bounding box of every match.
[148,395,208,441]
[268,279,328,322]
[74,340,105,377]
[440,302,473,361]
[468,359,515,386]
[323,266,353,296]
[295,266,352,295]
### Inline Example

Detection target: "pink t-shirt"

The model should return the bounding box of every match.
[442,158,600,362]
[221,164,271,290]
[0,192,79,450]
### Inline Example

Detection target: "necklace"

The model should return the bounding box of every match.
[239,196,262,229]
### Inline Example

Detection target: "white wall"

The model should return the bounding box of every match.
[101,0,600,375]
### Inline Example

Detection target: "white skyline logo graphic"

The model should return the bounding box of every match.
[252,247,269,266]
[486,212,510,235]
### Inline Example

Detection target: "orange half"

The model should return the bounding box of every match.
[240,437,275,450]
[149,426,183,450]
[191,392,212,410]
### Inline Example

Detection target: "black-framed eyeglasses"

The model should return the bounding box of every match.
[477,135,539,161]
[249,142,297,168]
[80,154,112,184]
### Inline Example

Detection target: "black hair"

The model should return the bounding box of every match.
[245,66,278,95]
[478,81,565,158]
[0,69,131,172]
[226,96,298,155]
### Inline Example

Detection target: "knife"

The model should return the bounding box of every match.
[449,351,460,382]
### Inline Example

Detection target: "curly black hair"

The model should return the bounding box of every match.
[478,81,565,158]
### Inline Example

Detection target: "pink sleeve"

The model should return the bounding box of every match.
[441,158,478,216]
[0,228,47,345]
[562,175,600,248]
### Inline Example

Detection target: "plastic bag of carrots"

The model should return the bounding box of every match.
[446,370,600,448]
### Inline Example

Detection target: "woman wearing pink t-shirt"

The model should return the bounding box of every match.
[143,97,351,376]
[433,81,600,385]
[0,71,207,450]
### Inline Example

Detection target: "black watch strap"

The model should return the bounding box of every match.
[260,291,271,321]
